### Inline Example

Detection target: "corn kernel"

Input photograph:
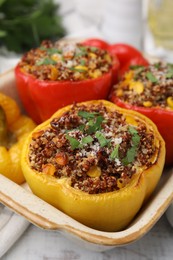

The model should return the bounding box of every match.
[104,54,111,63]
[124,71,134,81]
[42,163,56,176]
[89,52,97,58]
[167,97,173,109]
[143,101,153,107]
[129,81,144,94]
[89,69,102,79]
[50,67,59,80]
[87,166,101,178]
[116,89,123,97]
[51,54,61,62]
[75,65,88,71]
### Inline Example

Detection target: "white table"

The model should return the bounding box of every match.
[2,214,173,260]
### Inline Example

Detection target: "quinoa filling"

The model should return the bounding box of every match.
[114,62,173,109]
[29,103,157,194]
[19,40,113,81]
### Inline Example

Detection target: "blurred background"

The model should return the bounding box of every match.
[0,0,173,69]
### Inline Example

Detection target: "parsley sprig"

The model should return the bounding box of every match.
[122,126,140,165]
[0,0,65,53]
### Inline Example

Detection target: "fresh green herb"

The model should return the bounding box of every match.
[80,59,86,66]
[90,47,98,52]
[130,65,144,70]
[166,66,173,79]
[66,134,80,150]
[79,46,87,52]
[146,72,158,83]
[110,144,119,160]
[87,116,104,134]
[81,135,93,145]
[95,131,110,147]
[46,48,62,55]
[78,111,98,119]
[122,126,140,165]
[36,57,57,66]
[0,0,66,53]
[70,67,87,73]
[78,125,85,131]
[154,62,161,69]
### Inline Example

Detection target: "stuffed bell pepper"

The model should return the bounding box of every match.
[0,92,36,184]
[21,100,165,231]
[82,38,149,76]
[110,62,173,165]
[15,40,119,124]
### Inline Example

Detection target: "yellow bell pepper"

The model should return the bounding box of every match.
[0,92,36,184]
[21,100,165,231]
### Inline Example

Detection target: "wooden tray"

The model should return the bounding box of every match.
[0,69,173,252]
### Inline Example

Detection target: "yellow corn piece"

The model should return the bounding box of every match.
[75,65,88,71]
[87,166,101,178]
[129,81,144,94]
[116,89,123,97]
[143,101,153,107]
[89,69,102,79]
[124,71,134,81]
[89,53,97,58]
[167,97,173,109]
[50,67,59,80]
[51,54,61,62]
[104,54,111,63]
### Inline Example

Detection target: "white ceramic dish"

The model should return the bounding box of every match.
[0,69,173,252]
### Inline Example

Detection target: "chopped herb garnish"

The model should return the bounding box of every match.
[78,125,85,131]
[78,111,98,119]
[36,58,57,66]
[154,62,161,69]
[47,48,62,55]
[81,135,93,145]
[166,66,173,79]
[90,47,98,52]
[80,59,86,66]
[79,46,87,52]
[69,67,87,73]
[39,46,47,51]
[66,134,80,150]
[122,126,140,165]
[110,144,119,160]
[87,116,104,134]
[146,72,158,83]
[96,131,110,147]
[130,65,144,70]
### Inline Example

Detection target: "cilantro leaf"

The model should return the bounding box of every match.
[36,57,57,66]
[81,135,93,145]
[110,144,119,160]
[78,111,99,119]
[146,72,158,83]
[87,116,104,134]
[96,131,110,147]
[122,126,141,165]
[66,134,80,150]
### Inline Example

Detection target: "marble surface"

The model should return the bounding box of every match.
[1,215,173,259]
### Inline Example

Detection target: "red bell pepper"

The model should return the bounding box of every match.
[15,55,119,123]
[82,39,149,77]
[110,95,173,165]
